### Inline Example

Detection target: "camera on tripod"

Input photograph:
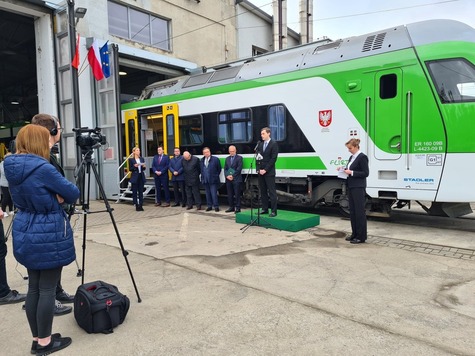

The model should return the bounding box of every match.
[73,127,106,153]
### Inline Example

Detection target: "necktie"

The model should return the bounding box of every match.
[263,141,268,151]
[158,155,162,164]
[231,156,234,165]
[205,158,209,167]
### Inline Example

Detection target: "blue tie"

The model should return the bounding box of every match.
[231,156,234,165]
[263,141,268,151]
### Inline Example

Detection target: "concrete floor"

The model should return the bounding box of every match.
[1,200,474,355]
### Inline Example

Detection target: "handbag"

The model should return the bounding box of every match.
[74,280,130,334]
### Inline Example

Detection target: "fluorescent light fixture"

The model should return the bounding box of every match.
[119,71,128,76]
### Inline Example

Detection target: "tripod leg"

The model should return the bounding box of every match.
[90,162,142,302]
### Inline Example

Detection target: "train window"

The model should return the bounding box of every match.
[218,109,252,144]
[380,74,397,99]
[268,105,286,141]
[179,115,203,146]
[426,58,475,103]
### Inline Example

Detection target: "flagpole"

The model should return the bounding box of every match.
[68,0,82,166]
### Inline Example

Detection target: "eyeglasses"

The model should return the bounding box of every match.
[58,128,64,133]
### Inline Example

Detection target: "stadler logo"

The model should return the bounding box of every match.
[404,177,434,183]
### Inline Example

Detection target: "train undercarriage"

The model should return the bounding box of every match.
[241,176,473,218]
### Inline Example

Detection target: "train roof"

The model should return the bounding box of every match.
[137,19,475,101]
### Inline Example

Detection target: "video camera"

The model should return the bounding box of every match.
[73,127,106,154]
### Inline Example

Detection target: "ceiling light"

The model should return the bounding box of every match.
[11,100,20,105]
[119,71,128,76]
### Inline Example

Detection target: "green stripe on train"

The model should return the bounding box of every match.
[219,156,327,170]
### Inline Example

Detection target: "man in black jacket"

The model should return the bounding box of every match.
[182,151,202,210]
[257,127,279,217]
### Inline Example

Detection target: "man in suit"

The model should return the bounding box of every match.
[152,146,171,207]
[182,151,202,210]
[257,127,279,217]
[343,138,369,244]
[169,147,186,207]
[200,147,222,212]
[224,145,243,213]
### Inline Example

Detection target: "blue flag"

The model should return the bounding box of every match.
[100,41,110,78]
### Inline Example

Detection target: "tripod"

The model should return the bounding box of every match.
[74,149,142,302]
[241,150,261,233]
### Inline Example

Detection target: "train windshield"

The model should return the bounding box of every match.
[426,58,475,103]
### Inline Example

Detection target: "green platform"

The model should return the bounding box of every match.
[235,209,320,232]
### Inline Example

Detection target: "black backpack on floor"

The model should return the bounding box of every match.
[74,280,130,334]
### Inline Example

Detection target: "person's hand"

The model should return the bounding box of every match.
[174,171,178,176]
[259,169,266,175]
[344,169,352,176]
[227,175,233,181]
[156,171,161,176]
[0,209,4,220]
[134,163,139,167]
[56,194,65,204]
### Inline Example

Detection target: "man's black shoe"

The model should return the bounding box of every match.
[54,300,72,316]
[350,239,366,244]
[173,202,181,207]
[206,207,213,211]
[235,209,241,213]
[345,235,354,241]
[182,204,187,208]
[225,208,234,213]
[186,206,193,210]
[0,290,26,305]
[269,212,277,217]
[260,210,269,215]
[215,208,220,212]
[56,291,74,304]
[36,335,72,356]
[196,206,202,211]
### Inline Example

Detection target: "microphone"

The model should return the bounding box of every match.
[254,141,260,152]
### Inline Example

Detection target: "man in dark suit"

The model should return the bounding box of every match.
[152,146,171,207]
[257,127,278,217]
[343,138,369,244]
[200,147,222,212]
[169,147,186,207]
[224,145,243,213]
[182,151,202,210]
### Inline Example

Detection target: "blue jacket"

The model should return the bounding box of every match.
[169,155,185,182]
[200,155,221,184]
[152,154,170,181]
[4,154,80,270]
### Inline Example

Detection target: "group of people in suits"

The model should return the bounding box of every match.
[127,126,280,217]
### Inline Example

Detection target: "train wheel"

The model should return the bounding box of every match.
[333,190,350,217]
[242,185,260,207]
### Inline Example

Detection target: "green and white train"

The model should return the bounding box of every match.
[121,19,475,217]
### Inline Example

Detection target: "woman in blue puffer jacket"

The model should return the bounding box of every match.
[4,124,79,355]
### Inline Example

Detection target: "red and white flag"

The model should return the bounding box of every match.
[71,33,80,69]
[87,39,104,81]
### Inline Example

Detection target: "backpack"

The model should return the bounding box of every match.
[74,280,130,334]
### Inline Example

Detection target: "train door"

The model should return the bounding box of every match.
[373,69,403,160]
[141,103,179,158]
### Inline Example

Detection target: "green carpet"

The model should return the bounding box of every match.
[235,209,320,232]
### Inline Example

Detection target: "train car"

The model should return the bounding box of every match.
[121,19,475,217]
